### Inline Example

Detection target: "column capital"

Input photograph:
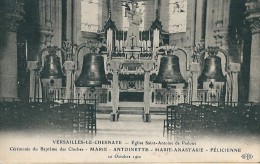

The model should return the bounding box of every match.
[190,63,200,72]
[245,2,260,33]
[110,60,121,71]
[0,0,25,32]
[229,62,241,73]
[39,26,54,46]
[27,61,40,70]
[142,61,155,72]
[64,61,75,71]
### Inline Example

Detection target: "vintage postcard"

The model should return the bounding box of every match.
[0,0,259,163]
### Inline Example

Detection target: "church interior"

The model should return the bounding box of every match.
[0,0,259,137]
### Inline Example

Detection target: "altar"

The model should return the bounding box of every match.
[27,5,239,123]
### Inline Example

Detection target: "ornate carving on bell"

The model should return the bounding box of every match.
[75,53,110,87]
[198,55,226,83]
[41,51,63,78]
[154,55,185,86]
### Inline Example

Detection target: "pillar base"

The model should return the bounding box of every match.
[143,113,151,122]
[110,112,119,122]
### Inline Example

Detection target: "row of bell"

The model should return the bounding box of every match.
[40,52,226,87]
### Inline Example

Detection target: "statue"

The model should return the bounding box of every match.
[126,3,142,48]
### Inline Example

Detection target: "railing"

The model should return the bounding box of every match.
[119,80,144,90]
[42,87,66,101]
[152,89,189,105]
[29,87,110,105]
[191,101,254,107]
[75,87,110,104]
[197,89,221,102]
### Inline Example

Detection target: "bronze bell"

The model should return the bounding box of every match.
[41,52,63,78]
[154,55,185,87]
[75,53,110,87]
[198,55,226,83]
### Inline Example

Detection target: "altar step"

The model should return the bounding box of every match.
[96,106,167,115]
[119,107,144,115]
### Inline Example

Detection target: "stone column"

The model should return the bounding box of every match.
[144,71,150,113]
[0,0,24,98]
[190,63,200,102]
[216,0,224,28]
[110,60,121,121]
[195,0,206,43]
[229,63,240,103]
[39,27,54,48]
[66,0,73,42]
[142,61,154,122]
[51,0,63,47]
[27,61,40,101]
[212,0,231,50]
[38,0,54,50]
[245,1,260,103]
[185,0,197,48]
[64,61,74,100]
[110,0,114,17]
[205,0,217,46]
[215,0,231,47]
[154,0,158,15]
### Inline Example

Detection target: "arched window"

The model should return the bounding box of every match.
[81,0,100,32]
[169,0,187,33]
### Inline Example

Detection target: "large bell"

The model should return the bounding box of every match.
[154,55,185,86]
[41,52,63,78]
[198,55,226,83]
[75,53,110,87]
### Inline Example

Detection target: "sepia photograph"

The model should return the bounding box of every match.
[0,0,259,163]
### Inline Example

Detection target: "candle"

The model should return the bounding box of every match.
[149,30,150,40]
[140,31,142,41]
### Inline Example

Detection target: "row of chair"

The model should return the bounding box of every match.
[0,99,97,136]
[163,104,260,139]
